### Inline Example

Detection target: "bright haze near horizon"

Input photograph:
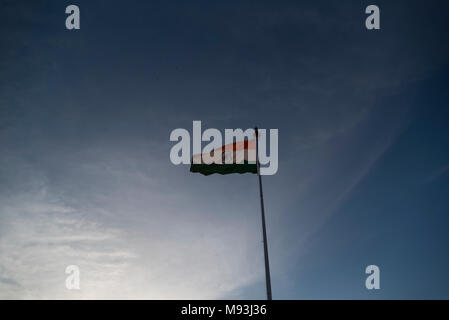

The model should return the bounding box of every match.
[1,0,449,299]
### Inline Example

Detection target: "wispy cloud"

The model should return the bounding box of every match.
[0,148,264,299]
[426,163,449,183]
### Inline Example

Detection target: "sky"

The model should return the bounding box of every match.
[0,0,449,299]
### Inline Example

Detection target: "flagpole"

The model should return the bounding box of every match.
[255,127,272,300]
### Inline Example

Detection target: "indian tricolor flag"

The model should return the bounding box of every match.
[190,139,257,176]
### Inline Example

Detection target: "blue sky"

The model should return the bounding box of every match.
[0,0,449,299]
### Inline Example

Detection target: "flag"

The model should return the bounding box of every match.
[190,139,257,176]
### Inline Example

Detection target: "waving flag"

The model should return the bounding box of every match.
[189,128,272,300]
[190,139,257,176]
